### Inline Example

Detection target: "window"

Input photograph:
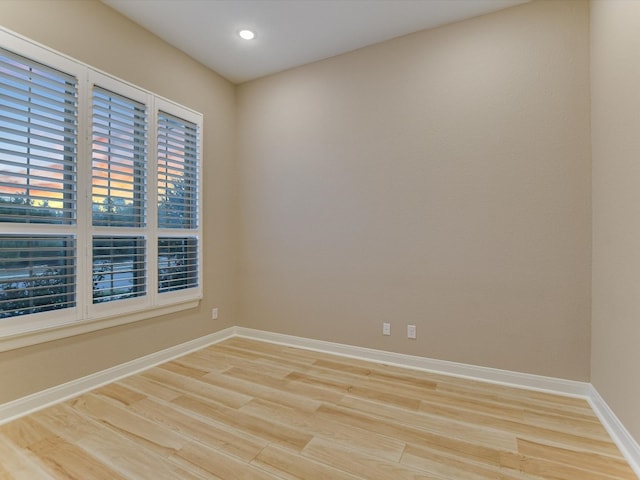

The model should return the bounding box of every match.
[157,109,199,295]
[0,29,202,348]
[91,83,148,307]
[0,236,75,319]
[0,47,77,322]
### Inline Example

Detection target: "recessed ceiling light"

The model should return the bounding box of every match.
[238,29,255,40]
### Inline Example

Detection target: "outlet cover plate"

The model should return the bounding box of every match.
[407,324,417,339]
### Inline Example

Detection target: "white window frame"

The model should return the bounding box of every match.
[87,71,152,320]
[154,99,203,307]
[0,28,203,351]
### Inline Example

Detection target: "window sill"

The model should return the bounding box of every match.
[0,299,200,353]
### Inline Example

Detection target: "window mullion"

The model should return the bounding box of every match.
[147,99,158,304]
[76,68,91,320]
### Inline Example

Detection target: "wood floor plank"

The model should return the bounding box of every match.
[222,365,345,404]
[118,373,184,402]
[208,343,315,375]
[498,449,625,480]
[159,360,210,380]
[313,358,438,390]
[172,441,280,480]
[302,436,441,480]
[418,399,622,456]
[1,416,51,449]
[70,393,188,456]
[32,404,204,480]
[252,444,362,480]
[171,393,314,451]
[285,370,423,410]
[92,383,147,407]
[338,394,518,451]
[142,367,252,409]
[26,434,128,480]
[240,397,407,462]
[225,338,321,367]
[315,402,517,461]
[0,337,635,480]
[186,349,295,378]
[0,433,57,480]
[126,397,267,462]
[516,438,637,479]
[435,380,594,415]
[201,367,322,414]
[401,441,536,480]
[415,387,609,440]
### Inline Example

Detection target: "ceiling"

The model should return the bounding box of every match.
[102,0,529,84]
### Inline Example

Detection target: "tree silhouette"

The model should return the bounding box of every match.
[0,268,71,319]
[0,194,64,223]
[158,175,195,228]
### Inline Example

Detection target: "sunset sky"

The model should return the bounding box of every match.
[1,141,187,211]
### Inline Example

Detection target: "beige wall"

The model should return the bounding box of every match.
[237,0,592,380]
[0,0,238,403]
[591,0,640,444]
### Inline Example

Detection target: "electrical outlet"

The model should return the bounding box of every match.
[407,324,417,339]
[212,307,219,320]
[382,322,391,336]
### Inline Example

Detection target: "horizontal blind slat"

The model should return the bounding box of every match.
[0,78,77,108]
[0,49,76,86]
[92,116,146,138]
[0,115,77,140]
[92,146,146,164]
[0,80,77,110]
[0,137,76,160]
[0,98,77,125]
[92,130,146,147]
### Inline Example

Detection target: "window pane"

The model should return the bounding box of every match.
[92,87,146,227]
[0,235,75,318]
[93,236,145,303]
[157,112,198,229]
[158,237,198,293]
[0,47,77,224]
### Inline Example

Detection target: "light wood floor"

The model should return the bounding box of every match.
[0,337,636,479]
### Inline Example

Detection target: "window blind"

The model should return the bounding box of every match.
[0,235,75,318]
[157,111,198,229]
[92,86,147,228]
[92,236,146,303]
[0,47,77,224]
[158,237,198,293]
[157,111,199,295]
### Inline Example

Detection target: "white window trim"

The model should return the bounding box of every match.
[0,28,203,352]
[155,98,204,307]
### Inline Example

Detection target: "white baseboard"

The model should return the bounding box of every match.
[587,385,640,479]
[1,325,638,479]
[234,327,591,397]
[0,327,236,426]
